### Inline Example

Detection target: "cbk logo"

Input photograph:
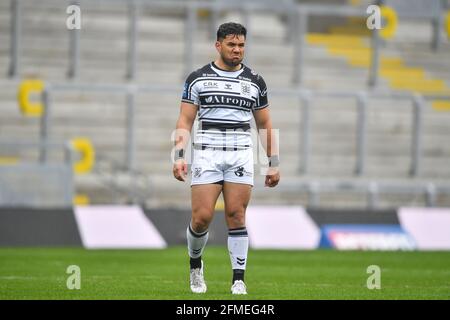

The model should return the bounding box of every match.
[203,81,218,89]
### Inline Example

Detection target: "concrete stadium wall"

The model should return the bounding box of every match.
[0,208,82,246]
[1,205,450,250]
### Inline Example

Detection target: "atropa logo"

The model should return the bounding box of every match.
[203,95,252,108]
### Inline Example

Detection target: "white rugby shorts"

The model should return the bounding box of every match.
[190,147,254,186]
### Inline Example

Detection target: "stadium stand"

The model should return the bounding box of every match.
[0,0,450,209]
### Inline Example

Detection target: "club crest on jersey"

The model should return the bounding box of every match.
[240,81,251,97]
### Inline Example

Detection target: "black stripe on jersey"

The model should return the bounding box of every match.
[200,91,257,101]
[197,131,251,135]
[193,144,251,151]
[200,121,251,131]
[200,105,252,112]
[199,92,255,107]
[198,117,249,123]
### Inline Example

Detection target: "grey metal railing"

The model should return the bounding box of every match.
[384,0,448,50]
[40,82,177,171]
[7,0,412,86]
[256,179,450,208]
[6,81,450,208]
[290,89,446,178]
[67,0,81,78]
[37,82,450,176]
[0,139,75,165]
[0,139,75,207]
[126,1,139,79]
[8,0,21,78]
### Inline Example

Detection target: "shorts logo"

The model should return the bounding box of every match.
[234,166,252,177]
[194,167,202,178]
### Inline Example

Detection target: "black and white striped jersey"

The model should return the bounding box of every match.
[181,62,268,149]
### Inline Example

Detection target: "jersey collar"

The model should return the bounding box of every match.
[211,61,245,78]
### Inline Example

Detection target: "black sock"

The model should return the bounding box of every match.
[232,269,245,283]
[190,256,202,270]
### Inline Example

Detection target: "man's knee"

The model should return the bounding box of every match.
[225,209,246,226]
[191,209,213,232]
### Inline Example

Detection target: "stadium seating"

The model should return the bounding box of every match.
[0,0,449,208]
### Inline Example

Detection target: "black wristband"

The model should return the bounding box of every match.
[269,155,280,167]
[174,149,184,162]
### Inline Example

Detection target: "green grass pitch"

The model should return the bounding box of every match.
[0,246,449,300]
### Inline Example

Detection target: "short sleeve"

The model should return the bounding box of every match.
[181,71,199,106]
[253,75,268,110]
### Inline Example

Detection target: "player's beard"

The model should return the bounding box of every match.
[221,53,243,68]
